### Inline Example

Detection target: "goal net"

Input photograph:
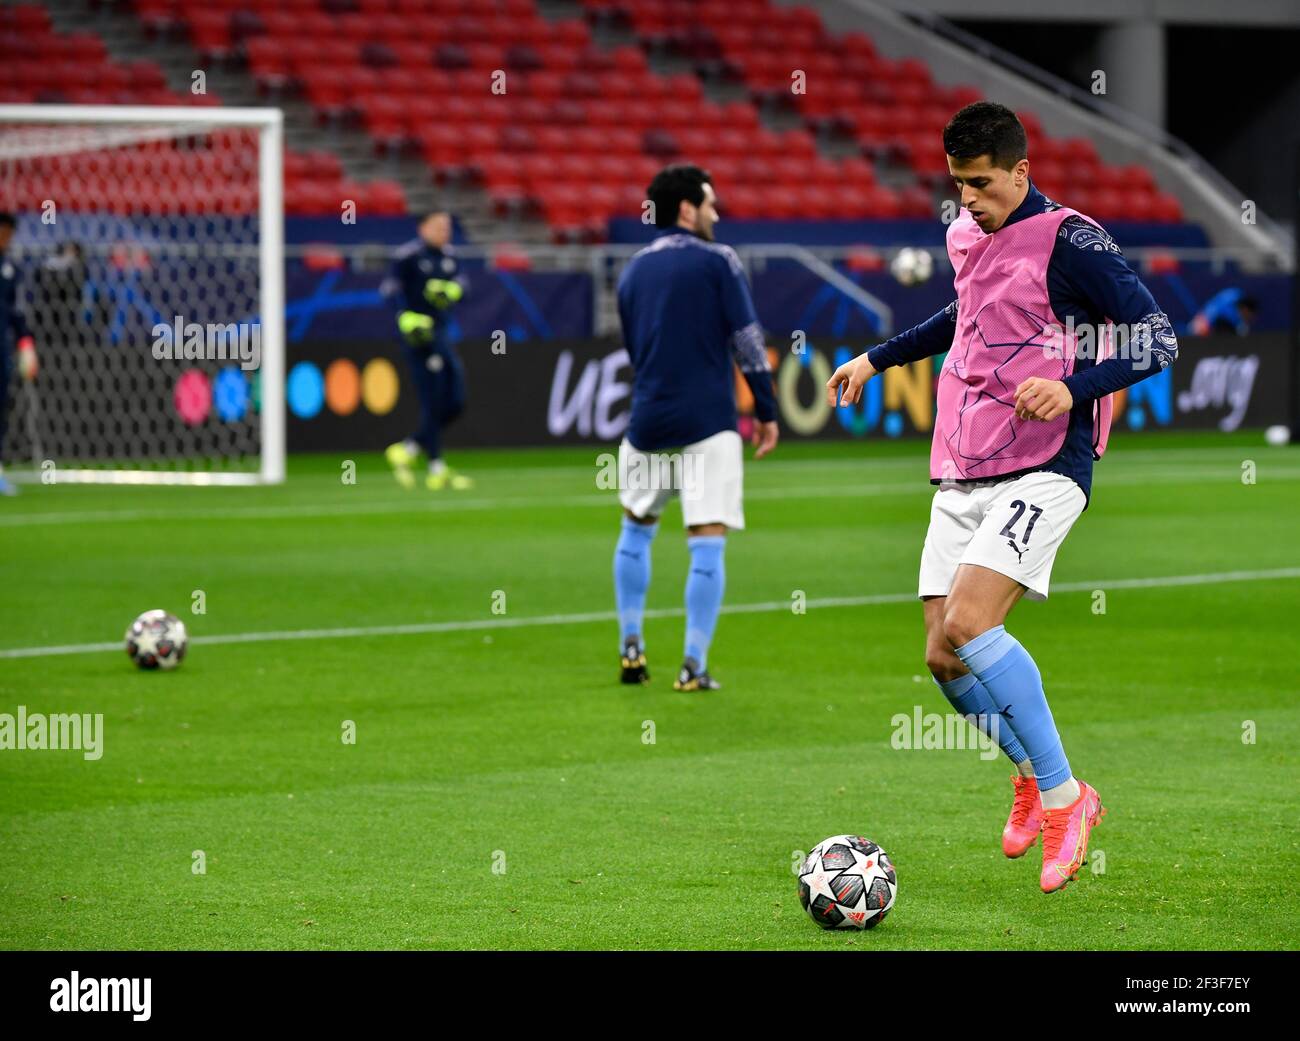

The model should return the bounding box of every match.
[0,105,284,484]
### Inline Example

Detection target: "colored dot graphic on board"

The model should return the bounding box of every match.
[213,366,249,423]
[171,358,399,423]
[325,358,361,416]
[362,358,399,415]
[287,361,325,419]
[174,369,211,426]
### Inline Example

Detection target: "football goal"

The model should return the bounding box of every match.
[0,104,284,485]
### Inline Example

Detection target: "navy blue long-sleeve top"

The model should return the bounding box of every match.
[866,182,1178,502]
[617,229,777,451]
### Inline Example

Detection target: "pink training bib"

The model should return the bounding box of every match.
[931,206,1114,481]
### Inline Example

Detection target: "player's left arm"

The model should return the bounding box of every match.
[1015,218,1179,421]
[381,252,439,346]
[4,265,36,381]
[719,249,779,458]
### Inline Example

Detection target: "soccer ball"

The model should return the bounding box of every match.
[798,834,897,930]
[890,246,934,286]
[124,610,188,670]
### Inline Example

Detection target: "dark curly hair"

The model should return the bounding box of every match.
[942,102,1027,170]
[646,164,712,228]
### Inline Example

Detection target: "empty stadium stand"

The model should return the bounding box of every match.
[6,0,1190,240]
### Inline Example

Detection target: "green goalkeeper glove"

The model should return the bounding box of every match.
[422,278,464,309]
[397,309,435,344]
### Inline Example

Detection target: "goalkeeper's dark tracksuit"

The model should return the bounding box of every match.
[0,251,32,453]
[383,240,468,461]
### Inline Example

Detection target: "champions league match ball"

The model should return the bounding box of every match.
[890,246,934,286]
[124,610,188,670]
[798,835,897,930]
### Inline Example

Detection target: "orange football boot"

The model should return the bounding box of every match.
[1003,774,1043,858]
[1039,780,1105,893]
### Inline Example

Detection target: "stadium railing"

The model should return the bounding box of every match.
[286,241,1289,339]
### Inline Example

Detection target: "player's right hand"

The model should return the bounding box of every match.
[422,278,463,309]
[751,420,779,459]
[397,310,434,345]
[826,352,877,406]
[16,336,37,381]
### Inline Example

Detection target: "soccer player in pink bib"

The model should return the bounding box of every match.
[827,103,1179,893]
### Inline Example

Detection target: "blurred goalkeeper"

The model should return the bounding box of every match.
[382,209,472,491]
[0,212,38,497]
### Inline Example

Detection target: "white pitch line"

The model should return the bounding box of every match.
[2,566,1297,661]
[3,464,1298,529]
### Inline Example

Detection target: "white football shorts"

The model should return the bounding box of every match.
[918,470,1086,602]
[617,429,744,530]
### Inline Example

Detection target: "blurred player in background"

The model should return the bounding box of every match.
[35,241,88,343]
[1189,286,1259,336]
[0,212,38,497]
[383,209,472,491]
[613,165,779,691]
[827,103,1178,893]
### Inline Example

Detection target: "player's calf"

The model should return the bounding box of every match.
[613,515,657,684]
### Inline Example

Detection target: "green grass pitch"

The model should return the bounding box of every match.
[1,430,1298,950]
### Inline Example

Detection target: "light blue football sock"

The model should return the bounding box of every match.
[684,535,726,669]
[953,625,1071,789]
[613,517,657,649]
[935,672,1028,764]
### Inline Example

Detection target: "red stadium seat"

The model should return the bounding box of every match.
[1119,192,1155,222]
[865,186,902,218]
[1151,192,1183,223]
[838,188,875,221]
[362,181,408,215]
[1091,189,1125,220]
[188,10,233,59]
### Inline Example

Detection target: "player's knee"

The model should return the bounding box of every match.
[924,643,964,682]
[941,602,989,651]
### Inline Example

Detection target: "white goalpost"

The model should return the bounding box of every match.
[0,104,285,485]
